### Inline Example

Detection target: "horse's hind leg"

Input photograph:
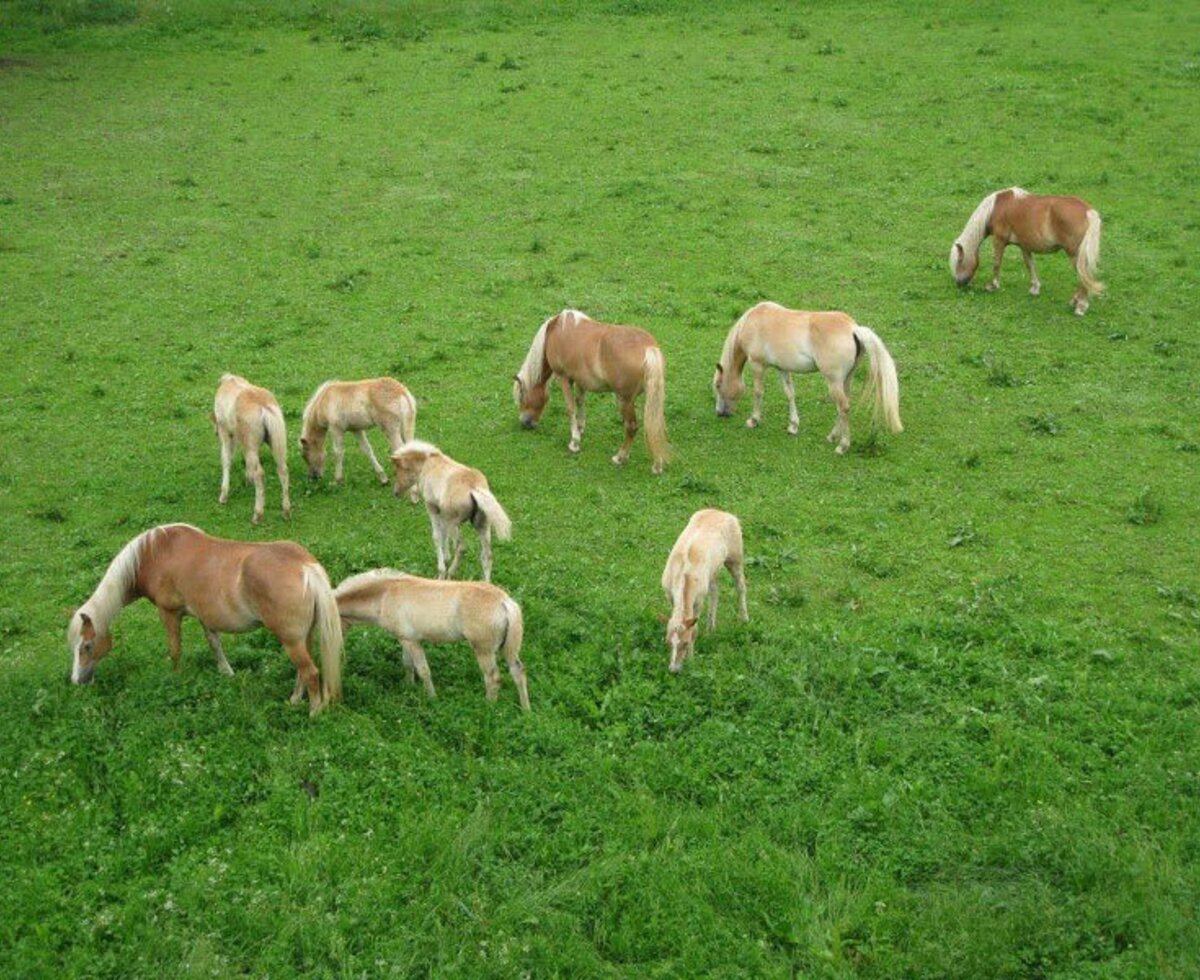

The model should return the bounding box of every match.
[707,575,719,632]
[205,627,234,675]
[356,430,388,484]
[331,429,346,485]
[446,524,466,579]
[289,672,306,704]
[1070,252,1091,316]
[244,443,266,524]
[727,556,749,622]
[986,240,1007,291]
[1021,248,1041,296]
[612,396,637,465]
[746,361,765,428]
[826,375,852,454]
[471,641,503,703]
[283,639,322,715]
[780,371,800,435]
[402,640,436,699]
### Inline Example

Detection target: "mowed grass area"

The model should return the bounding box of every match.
[2,0,1199,974]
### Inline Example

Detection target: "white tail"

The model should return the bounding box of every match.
[1077,209,1104,296]
[471,489,512,541]
[642,346,669,472]
[304,564,344,704]
[400,389,418,443]
[852,326,903,433]
[501,596,530,712]
[262,405,289,467]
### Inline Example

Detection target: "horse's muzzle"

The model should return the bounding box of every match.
[520,416,537,430]
[716,405,734,418]
[71,666,95,685]
[955,276,971,287]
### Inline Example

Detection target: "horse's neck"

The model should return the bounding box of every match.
[339,586,385,626]
[673,571,703,618]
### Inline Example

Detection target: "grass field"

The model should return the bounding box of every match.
[3,0,1200,975]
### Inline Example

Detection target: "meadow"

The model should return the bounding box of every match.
[2,0,1199,975]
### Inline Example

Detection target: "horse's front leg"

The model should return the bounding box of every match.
[158,606,184,671]
[986,240,1007,291]
[559,377,582,454]
[707,576,719,632]
[746,361,766,428]
[430,514,448,578]
[612,396,637,465]
[402,640,436,698]
[356,430,388,484]
[780,371,800,435]
[331,428,346,485]
[1021,248,1041,296]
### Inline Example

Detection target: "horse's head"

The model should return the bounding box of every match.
[512,375,548,429]
[299,434,325,480]
[665,614,699,673]
[950,240,978,285]
[712,362,742,417]
[68,611,112,684]
[390,442,434,498]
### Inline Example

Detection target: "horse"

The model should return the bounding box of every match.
[299,377,417,487]
[713,301,902,454]
[513,309,670,473]
[950,187,1103,316]
[212,373,291,525]
[660,509,749,674]
[390,441,512,582]
[334,569,529,711]
[67,524,343,715]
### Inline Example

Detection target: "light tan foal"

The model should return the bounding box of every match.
[299,377,417,486]
[661,509,749,674]
[391,441,512,582]
[334,569,529,711]
[212,373,291,524]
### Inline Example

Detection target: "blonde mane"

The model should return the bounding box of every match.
[301,380,336,431]
[392,438,441,460]
[333,568,411,598]
[951,187,1028,270]
[514,309,587,395]
[68,524,199,644]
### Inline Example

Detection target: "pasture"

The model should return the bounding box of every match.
[2,0,1199,974]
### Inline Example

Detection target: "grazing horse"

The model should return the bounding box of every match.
[67,524,343,715]
[299,377,417,487]
[212,373,291,524]
[391,441,512,582]
[334,569,530,711]
[950,187,1103,315]
[713,301,902,454]
[513,309,670,473]
[661,509,749,674]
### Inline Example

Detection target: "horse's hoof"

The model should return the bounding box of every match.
[218,496,228,505]
[568,441,581,454]
[787,424,799,436]
[985,282,999,293]
[251,514,262,526]
[378,474,389,485]
[1029,284,1041,297]
[1074,304,1088,317]
[835,445,848,456]
[745,418,759,429]
[652,463,664,475]
[611,454,626,466]
[282,508,292,521]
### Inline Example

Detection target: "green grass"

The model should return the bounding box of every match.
[2,1,1200,975]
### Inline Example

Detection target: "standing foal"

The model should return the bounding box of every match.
[661,509,749,673]
[391,441,512,582]
[212,373,291,524]
[299,377,417,486]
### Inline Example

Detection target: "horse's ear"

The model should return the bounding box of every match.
[955,242,964,257]
[299,437,308,449]
[655,612,670,625]
[685,616,699,629]
[715,363,724,376]
[79,613,95,640]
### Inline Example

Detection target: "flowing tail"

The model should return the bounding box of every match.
[642,346,670,473]
[501,596,530,712]
[400,388,417,443]
[852,326,903,433]
[471,489,512,541]
[1077,209,1104,296]
[305,564,344,705]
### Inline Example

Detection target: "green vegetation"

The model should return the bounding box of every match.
[2,1,1198,974]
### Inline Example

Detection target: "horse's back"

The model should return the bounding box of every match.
[550,315,657,390]
[999,193,1093,250]
[742,305,855,371]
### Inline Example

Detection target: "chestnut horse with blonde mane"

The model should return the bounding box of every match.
[67,524,343,715]
[713,301,902,454]
[299,377,417,486]
[950,187,1103,315]
[513,309,669,473]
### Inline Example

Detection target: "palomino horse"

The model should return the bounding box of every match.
[661,509,749,674]
[299,377,417,487]
[513,309,670,473]
[67,524,343,715]
[391,441,512,582]
[334,569,530,711]
[713,301,903,454]
[212,373,291,524]
[950,187,1103,315]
